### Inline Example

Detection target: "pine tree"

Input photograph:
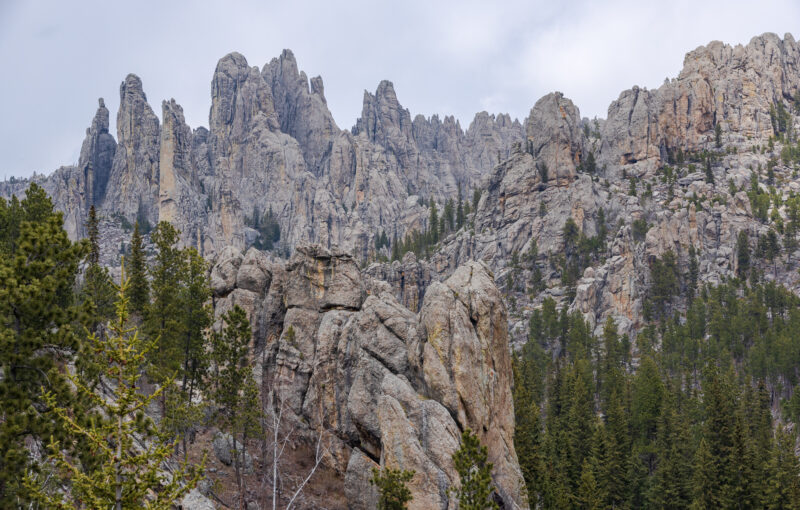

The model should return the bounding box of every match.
[576,459,602,510]
[456,185,465,229]
[765,429,800,509]
[691,438,716,510]
[210,306,261,508]
[649,395,692,509]
[603,388,631,508]
[513,355,544,503]
[164,248,212,458]
[370,467,415,510]
[128,221,149,315]
[705,156,715,184]
[736,230,751,279]
[472,189,481,211]
[688,245,699,300]
[178,248,212,400]
[701,365,737,508]
[24,262,202,509]
[444,198,455,232]
[451,429,499,510]
[144,221,184,384]
[81,205,116,333]
[429,199,439,244]
[0,184,89,505]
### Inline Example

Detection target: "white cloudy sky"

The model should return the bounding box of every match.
[0,0,797,178]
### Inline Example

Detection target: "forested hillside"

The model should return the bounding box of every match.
[4,31,800,509]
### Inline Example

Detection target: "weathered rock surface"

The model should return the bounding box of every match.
[525,92,585,186]
[79,98,117,209]
[600,33,800,177]
[365,251,438,312]
[212,431,253,473]
[209,245,527,509]
[181,488,216,510]
[102,74,161,226]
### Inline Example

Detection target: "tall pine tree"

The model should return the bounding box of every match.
[0,184,89,505]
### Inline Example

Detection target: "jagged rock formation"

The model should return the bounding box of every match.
[5,29,800,509]
[79,98,116,209]
[3,49,522,260]
[600,33,800,178]
[524,92,585,186]
[102,74,161,226]
[209,245,527,509]
[427,33,800,339]
[365,251,439,312]
[3,32,799,337]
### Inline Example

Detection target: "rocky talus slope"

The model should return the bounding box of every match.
[208,245,527,509]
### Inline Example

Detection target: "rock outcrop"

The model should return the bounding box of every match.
[102,74,161,226]
[210,245,527,509]
[600,33,800,177]
[79,98,117,209]
[525,92,585,186]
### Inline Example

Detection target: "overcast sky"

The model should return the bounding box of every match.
[0,0,797,179]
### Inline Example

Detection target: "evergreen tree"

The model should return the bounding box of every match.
[649,250,680,318]
[444,198,455,232]
[0,184,89,505]
[451,429,499,510]
[691,438,716,510]
[688,245,699,300]
[701,365,737,508]
[538,162,549,183]
[765,429,800,508]
[472,189,482,212]
[210,306,261,508]
[144,221,184,384]
[649,395,692,509]
[81,205,116,334]
[705,156,715,184]
[164,248,212,458]
[178,248,212,399]
[512,355,544,503]
[576,459,602,510]
[128,221,149,315]
[370,467,415,510]
[23,263,202,509]
[737,230,751,279]
[429,199,439,244]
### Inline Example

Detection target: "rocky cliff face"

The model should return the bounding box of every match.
[600,33,800,178]
[209,245,527,509]
[2,49,522,260]
[102,74,161,226]
[79,98,117,209]
[430,33,800,340]
[6,29,800,509]
[4,32,799,336]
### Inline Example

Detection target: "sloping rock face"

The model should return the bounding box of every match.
[211,245,527,509]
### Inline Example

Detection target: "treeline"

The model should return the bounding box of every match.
[514,278,800,509]
[0,184,258,507]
